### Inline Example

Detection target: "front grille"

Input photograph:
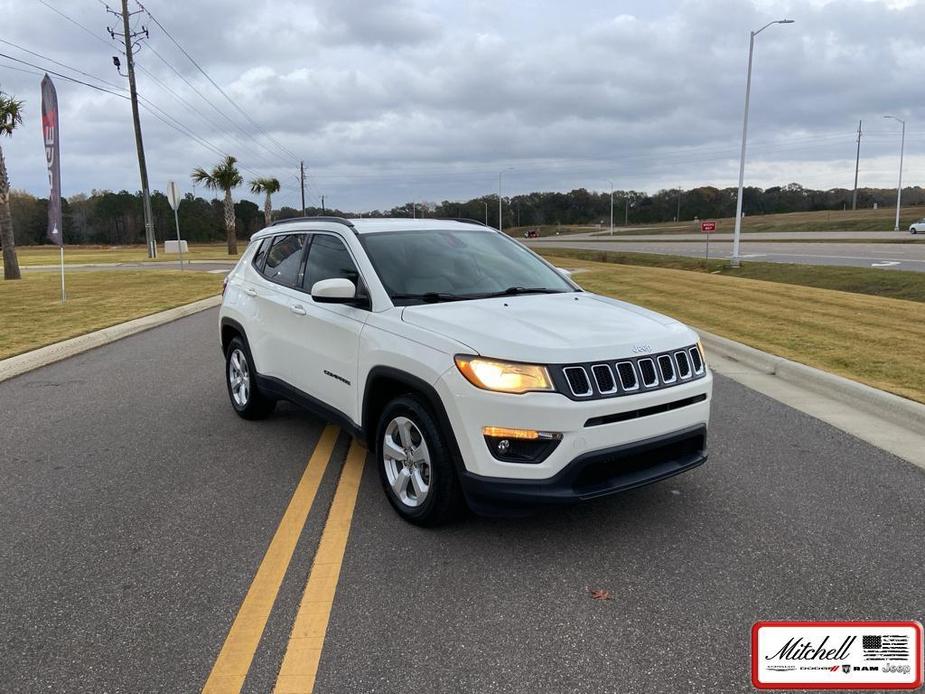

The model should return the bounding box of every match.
[616,362,638,391]
[591,364,617,394]
[550,344,707,400]
[689,346,704,374]
[638,358,658,387]
[563,366,592,397]
[657,354,676,383]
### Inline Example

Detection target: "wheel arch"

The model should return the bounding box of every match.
[362,366,465,473]
[220,317,247,354]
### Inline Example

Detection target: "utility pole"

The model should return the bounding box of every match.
[300,161,306,215]
[321,194,325,214]
[676,187,682,221]
[609,181,614,235]
[852,120,862,210]
[624,194,629,226]
[109,1,155,258]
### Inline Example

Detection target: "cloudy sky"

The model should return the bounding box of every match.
[0,0,922,211]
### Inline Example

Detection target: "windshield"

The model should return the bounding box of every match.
[360,228,576,305]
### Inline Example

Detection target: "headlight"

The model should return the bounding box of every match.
[454,355,554,394]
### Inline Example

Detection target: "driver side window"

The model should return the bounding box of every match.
[303,234,361,292]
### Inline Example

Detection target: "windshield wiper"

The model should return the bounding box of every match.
[480,286,568,298]
[390,292,468,304]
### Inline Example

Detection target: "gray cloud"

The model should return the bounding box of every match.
[0,0,921,212]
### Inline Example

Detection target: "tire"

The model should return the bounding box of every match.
[375,395,463,526]
[225,336,275,420]
[912,228,918,234]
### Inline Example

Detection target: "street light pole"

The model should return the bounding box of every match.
[884,115,905,232]
[482,201,488,226]
[731,18,794,268]
[609,181,614,235]
[498,171,503,231]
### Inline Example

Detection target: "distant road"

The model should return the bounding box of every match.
[546,229,916,241]
[528,237,925,272]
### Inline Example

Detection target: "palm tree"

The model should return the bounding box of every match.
[250,177,281,228]
[0,86,24,280]
[191,155,243,254]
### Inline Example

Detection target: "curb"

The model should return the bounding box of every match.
[698,329,925,437]
[0,295,222,384]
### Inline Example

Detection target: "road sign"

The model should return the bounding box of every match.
[167,181,181,211]
[700,220,716,233]
[166,181,184,270]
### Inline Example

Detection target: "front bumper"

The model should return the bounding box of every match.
[459,425,707,511]
[435,364,713,481]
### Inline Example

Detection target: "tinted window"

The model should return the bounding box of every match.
[359,229,573,303]
[304,235,360,291]
[252,238,270,270]
[261,234,307,287]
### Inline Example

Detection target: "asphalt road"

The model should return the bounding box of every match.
[528,238,925,272]
[1,309,923,692]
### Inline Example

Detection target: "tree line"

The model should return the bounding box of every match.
[6,181,923,249]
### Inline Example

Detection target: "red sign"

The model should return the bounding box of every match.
[700,221,717,233]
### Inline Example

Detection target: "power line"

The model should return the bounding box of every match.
[139,44,296,171]
[136,0,301,165]
[35,0,121,52]
[0,51,129,97]
[0,37,125,90]
[30,0,289,186]
[0,60,45,77]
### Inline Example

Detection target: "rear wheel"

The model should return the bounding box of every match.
[376,395,462,526]
[225,336,275,420]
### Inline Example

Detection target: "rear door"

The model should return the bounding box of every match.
[250,232,310,382]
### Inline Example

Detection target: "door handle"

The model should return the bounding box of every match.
[289,303,307,316]
[245,287,257,297]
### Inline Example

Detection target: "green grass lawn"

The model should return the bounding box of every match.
[15,243,241,267]
[0,270,223,360]
[539,248,925,304]
[546,255,925,404]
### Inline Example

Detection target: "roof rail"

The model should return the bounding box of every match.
[270,215,356,229]
[435,217,491,227]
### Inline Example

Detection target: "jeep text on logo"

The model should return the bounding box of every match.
[631,344,653,354]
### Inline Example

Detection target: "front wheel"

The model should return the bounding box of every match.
[376,395,462,526]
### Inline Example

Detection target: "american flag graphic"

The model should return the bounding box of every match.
[862,634,910,660]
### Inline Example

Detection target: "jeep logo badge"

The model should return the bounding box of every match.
[632,344,653,354]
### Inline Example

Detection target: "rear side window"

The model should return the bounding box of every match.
[303,235,360,291]
[261,234,307,287]
[252,238,270,271]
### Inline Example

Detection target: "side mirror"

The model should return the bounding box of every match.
[311,278,356,303]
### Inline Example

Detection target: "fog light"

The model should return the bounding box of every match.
[482,427,562,464]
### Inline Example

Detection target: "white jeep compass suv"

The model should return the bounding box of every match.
[219,217,712,525]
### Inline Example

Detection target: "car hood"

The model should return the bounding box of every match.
[400,292,697,363]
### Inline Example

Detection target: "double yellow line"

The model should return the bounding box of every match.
[203,425,366,694]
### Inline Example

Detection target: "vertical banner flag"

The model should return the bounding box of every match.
[41,74,62,246]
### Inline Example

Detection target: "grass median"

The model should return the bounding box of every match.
[547,255,925,404]
[539,248,925,304]
[0,270,223,360]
